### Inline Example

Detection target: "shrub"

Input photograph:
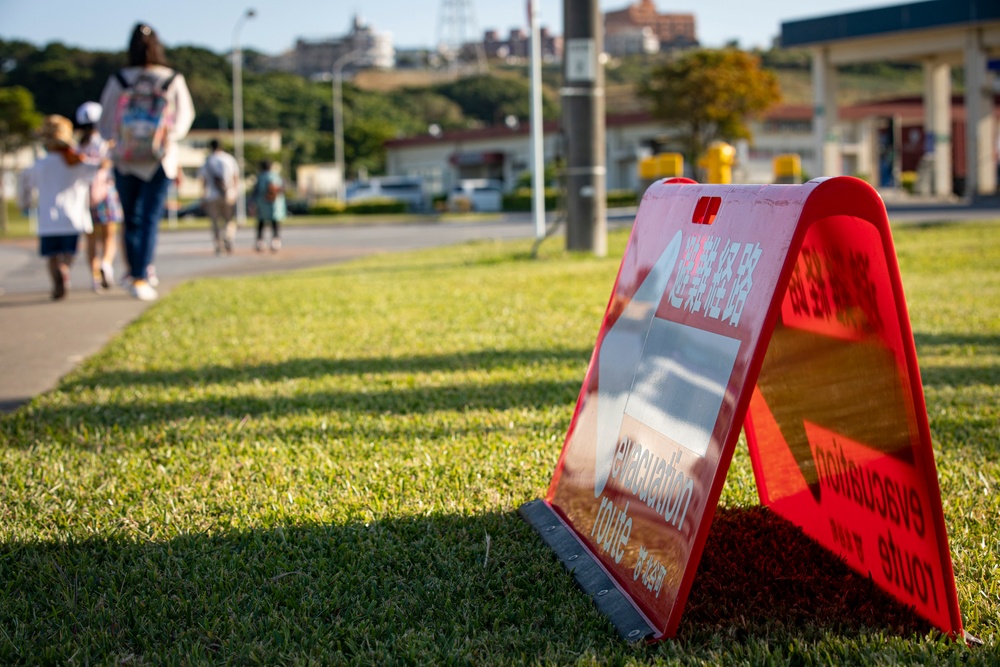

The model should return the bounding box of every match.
[308,198,346,215]
[502,188,560,211]
[345,198,408,215]
[306,198,408,215]
[606,189,638,207]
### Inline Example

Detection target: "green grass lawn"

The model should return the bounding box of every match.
[0,221,997,664]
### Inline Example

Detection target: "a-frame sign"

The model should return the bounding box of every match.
[520,176,963,642]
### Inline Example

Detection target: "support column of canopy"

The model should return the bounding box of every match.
[923,59,953,197]
[964,28,997,197]
[812,47,841,178]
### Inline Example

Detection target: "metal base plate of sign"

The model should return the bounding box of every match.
[519,499,656,641]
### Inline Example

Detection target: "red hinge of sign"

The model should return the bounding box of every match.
[692,196,721,225]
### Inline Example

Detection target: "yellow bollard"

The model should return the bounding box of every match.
[698,142,736,184]
[773,153,802,184]
[639,156,660,181]
[638,152,685,193]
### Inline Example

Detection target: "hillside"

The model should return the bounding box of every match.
[347,53,931,113]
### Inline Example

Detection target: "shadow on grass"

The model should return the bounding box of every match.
[913,332,1000,350]
[680,507,932,642]
[61,348,593,392]
[2,348,590,448]
[8,377,583,446]
[913,332,999,388]
[919,365,1000,389]
[0,507,932,663]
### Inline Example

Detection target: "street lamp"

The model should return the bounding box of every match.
[232,7,256,227]
[332,50,361,203]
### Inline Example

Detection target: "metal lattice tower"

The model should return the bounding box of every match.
[436,0,488,72]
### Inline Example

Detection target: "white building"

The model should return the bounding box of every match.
[295,163,343,198]
[264,15,394,79]
[1,145,37,202]
[605,26,661,56]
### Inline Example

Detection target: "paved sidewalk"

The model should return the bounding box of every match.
[0,219,541,412]
[0,285,151,411]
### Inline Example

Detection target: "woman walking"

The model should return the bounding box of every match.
[98,23,194,301]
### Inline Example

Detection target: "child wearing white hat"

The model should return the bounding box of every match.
[76,101,123,291]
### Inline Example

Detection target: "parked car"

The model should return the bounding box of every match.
[447,179,504,213]
[176,201,205,218]
[346,177,427,211]
[162,194,261,221]
[160,200,205,220]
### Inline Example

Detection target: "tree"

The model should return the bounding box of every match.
[639,49,780,175]
[388,89,466,131]
[434,73,558,126]
[0,41,119,117]
[0,86,42,234]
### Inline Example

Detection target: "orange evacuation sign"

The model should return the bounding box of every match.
[520,176,963,641]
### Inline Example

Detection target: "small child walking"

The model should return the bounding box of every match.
[19,115,104,300]
[76,101,123,291]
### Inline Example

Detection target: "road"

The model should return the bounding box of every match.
[0,196,997,413]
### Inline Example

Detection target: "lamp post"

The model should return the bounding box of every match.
[232,7,256,227]
[333,50,361,203]
[528,0,546,241]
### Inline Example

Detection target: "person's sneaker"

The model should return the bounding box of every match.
[255,240,265,252]
[130,279,158,301]
[147,265,159,287]
[270,238,281,252]
[100,262,114,289]
[92,273,102,292]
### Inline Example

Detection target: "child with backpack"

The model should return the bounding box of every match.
[97,23,194,301]
[252,159,286,252]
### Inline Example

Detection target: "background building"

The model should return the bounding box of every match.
[263,15,394,79]
[781,0,1000,197]
[481,27,563,61]
[383,106,821,195]
[604,0,698,56]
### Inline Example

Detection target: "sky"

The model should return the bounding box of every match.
[0,0,885,55]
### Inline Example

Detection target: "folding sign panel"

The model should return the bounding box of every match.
[520,176,963,642]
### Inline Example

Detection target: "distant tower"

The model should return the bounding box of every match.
[437,0,488,72]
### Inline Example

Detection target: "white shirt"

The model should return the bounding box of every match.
[97,65,195,181]
[199,150,239,202]
[19,152,100,236]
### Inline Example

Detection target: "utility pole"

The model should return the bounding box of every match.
[562,0,606,256]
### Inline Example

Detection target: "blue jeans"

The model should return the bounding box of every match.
[115,166,170,281]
